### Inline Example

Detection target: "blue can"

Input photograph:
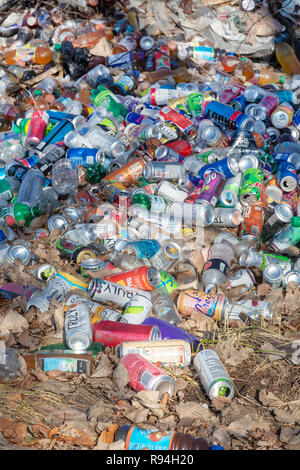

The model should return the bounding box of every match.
[202,100,254,131]
[274,90,294,105]
[126,111,158,126]
[35,119,74,153]
[66,148,103,168]
[0,228,7,243]
[230,94,248,112]
[276,161,298,192]
[125,240,161,258]
[198,156,239,181]
[293,108,300,129]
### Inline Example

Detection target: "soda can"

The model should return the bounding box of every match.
[265,176,283,203]
[66,148,104,168]
[56,238,96,265]
[115,239,161,259]
[198,156,239,181]
[281,188,298,212]
[196,171,226,207]
[7,243,31,265]
[143,161,185,181]
[194,349,234,400]
[165,139,193,157]
[276,161,298,192]
[149,239,183,271]
[282,270,300,288]
[238,154,273,177]
[80,258,114,278]
[64,303,93,352]
[271,103,294,129]
[154,44,171,71]
[269,223,300,253]
[262,203,293,241]
[119,339,191,367]
[88,278,151,308]
[47,214,68,232]
[160,122,182,144]
[273,152,300,170]
[202,100,254,131]
[32,263,56,282]
[262,264,283,288]
[65,293,122,323]
[93,320,161,346]
[102,157,146,187]
[177,290,228,322]
[219,173,241,208]
[227,268,255,293]
[240,204,265,239]
[159,106,197,140]
[231,94,248,112]
[25,111,49,146]
[119,353,175,398]
[199,125,229,148]
[104,266,161,291]
[227,299,273,320]
[155,145,181,162]
[121,294,153,324]
[239,168,264,206]
[213,208,242,227]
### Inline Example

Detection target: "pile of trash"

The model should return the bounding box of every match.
[0,0,299,451]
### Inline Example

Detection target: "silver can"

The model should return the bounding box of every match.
[282,270,300,288]
[31,263,56,282]
[47,214,68,232]
[155,146,181,162]
[155,180,187,203]
[212,208,242,227]
[226,299,273,320]
[149,239,183,271]
[88,278,151,307]
[121,294,153,325]
[7,243,31,265]
[167,201,214,227]
[262,263,283,288]
[143,161,185,181]
[227,268,255,293]
[194,349,234,400]
[64,303,93,352]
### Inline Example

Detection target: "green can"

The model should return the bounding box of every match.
[239,168,264,206]
[90,85,127,119]
[186,92,206,117]
[259,152,277,173]
[158,271,179,293]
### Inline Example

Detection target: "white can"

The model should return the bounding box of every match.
[119,339,191,367]
[121,294,153,325]
[64,303,93,352]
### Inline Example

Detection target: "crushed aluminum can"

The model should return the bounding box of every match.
[47,214,69,232]
[7,243,31,265]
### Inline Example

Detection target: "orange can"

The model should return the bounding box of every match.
[102,157,146,187]
[240,203,265,239]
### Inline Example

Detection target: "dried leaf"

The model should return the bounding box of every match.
[113,361,130,389]
[0,310,29,338]
[98,425,119,445]
[0,418,27,445]
[91,353,113,378]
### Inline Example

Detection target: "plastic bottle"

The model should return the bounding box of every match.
[275,42,300,75]
[202,241,235,292]
[233,58,255,82]
[110,70,140,96]
[16,168,45,208]
[4,45,53,66]
[220,54,240,73]
[257,66,286,86]
[112,32,142,54]
[73,27,114,49]
[151,287,182,324]
[51,159,79,196]
[0,347,22,382]
[115,425,220,450]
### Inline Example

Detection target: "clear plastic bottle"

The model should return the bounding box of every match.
[201,242,234,292]
[73,27,114,49]
[16,168,45,208]
[51,159,78,196]
[4,45,52,66]
[151,287,182,324]
[112,32,142,54]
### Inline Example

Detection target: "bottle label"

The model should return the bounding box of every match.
[42,357,87,373]
[203,258,230,276]
[115,75,135,94]
[192,46,214,61]
[125,427,174,450]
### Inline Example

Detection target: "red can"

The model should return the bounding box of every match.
[219,84,245,105]
[165,140,193,157]
[25,111,49,145]
[159,106,197,140]
[120,353,175,396]
[240,203,265,239]
[93,320,161,346]
[104,266,160,291]
[154,44,171,71]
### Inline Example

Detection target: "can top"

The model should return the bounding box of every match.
[274,203,293,223]
[283,270,300,288]
[263,263,283,281]
[147,266,161,287]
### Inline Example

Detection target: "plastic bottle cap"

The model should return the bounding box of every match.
[33,90,42,96]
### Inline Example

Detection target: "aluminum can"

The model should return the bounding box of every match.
[227,268,255,293]
[32,263,56,282]
[104,266,160,291]
[196,171,226,207]
[265,176,283,203]
[47,214,68,232]
[65,294,121,323]
[240,204,265,238]
[262,203,293,241]
[239,168,264,206]
[199,125,229,148]
[25,111,49,146]
[269,223,300,252]
[154,44,171,71]
[114,239,161,258]
[262,264,283,288]
[121,294,153,324]
[177,290,228,322]
[155,145,181,162]
[231,94,247,111]
[167,201,214,227]
[149,239,183,271]
[271,103,294,129]
[142,317,200,351]
[102,157,146,187]
[159,106,197,140]
[219,173,241,208]
[7,243,31,265]
[66,148,104,167]
[198,156,239,181]
[272,152,300,170]
[202,100,254,131]
[238,154,272,177]
[226,299,273,320]
[194,349,234,400]
[119,353,174,398]
[276,161,298,192]
[56,238,96,265]
[34,228,49,240]
[64,302,93,352]
[165,140,193,157]
[143,161,185,181]
[88,278,151,307]
[93,320,161,346]
[281,188,298,212]
[213,208,242,227]
[282,270,300,288]
[119,339,191,367]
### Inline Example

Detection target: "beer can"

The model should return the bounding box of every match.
[239,168,264,206]
[119,339,191,367]
[194,349,234,400]
[262,263,283,288]
[282,270,300,288]
[213,207,242,227]
[276,161,298,192]
[271,103,294,129]
[202,100,254,131]
[262,203,293,241]
[93,320,161,346]
[56,238,96,265]
[240,204,265,238]
[65,293,122,323]
[226,299,273,320]
[159,106,197,140]
[269,223,300,252]
[88,278,151,308]
[34,229,49,240]
[7,243,31,265]
[196,171,226,207]
[177,290,228,322]
[121,294,153,324]
[64,303,93,352]
[32,263,56,282]
[227,268,255,293]
[119,353,175,398]
[104,266,161,291]
[149,239,182,271]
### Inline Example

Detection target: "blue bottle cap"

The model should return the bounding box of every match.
[210,445,224,450]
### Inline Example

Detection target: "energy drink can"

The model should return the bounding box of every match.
[240,204,265,239]
[121,294,153,324]
[104,266,160,291]
[119,339,191,367]
[202,100,254,131]
[119,353,175,398]
[64,303,93,352]
[165,139,193,157]
[196,171,226,207]
[239,168,264,206]
[276,162,298,192]
[88,278,151,307]
[93,320,161,346]
[262,264,283,288]
[102,157,146,187]
[194,349,234,400]
[176,290,228,322]
[56,238,96,265]
[262,203,293,242]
